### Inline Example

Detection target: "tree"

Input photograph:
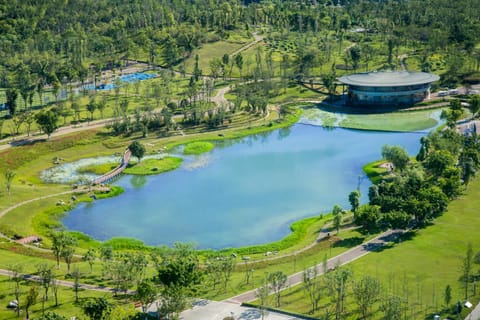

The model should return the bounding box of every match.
[128,141,146,163]
[6,88,18,116]
[381,145,410,171]
[468,95,480,119]
[36,263,53,314]
[303,266,323,313]
[61,237,77,274]
[348,190,361,215]
[353,275,381,319]
[235,54,243,78]
[136,280,157,314]
[72,267,81,303]
[325,265,352,319]
[83,249,96,273]
[86,97,97,122]
[4,169,16,195]
[349,46,362,71]
[355,204,381,231]
[380,295,404,320]
[462,243,474,300]
[24,285,39,320]
[444,284,452,308]
[322,70,337,99]
[50,231,76,269]
[441,99,463,128]
[51,277,60,307]
[8,263,23,318]
[22,112,35,137]
[36,311,68,320]
[159,284,187,320]
[35,110,58,139]
[97,96,107,119]
[209,57,223,80]
[424,150,456,177]
[82,297,112,320]
[268,271,287,307]
[256,276,270,320]
[332,204,343,234]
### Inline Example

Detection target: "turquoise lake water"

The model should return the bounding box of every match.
[63,124,425,249]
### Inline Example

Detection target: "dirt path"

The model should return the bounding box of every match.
[225,229,403,304]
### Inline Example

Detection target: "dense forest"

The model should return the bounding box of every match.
[1,0,480,90]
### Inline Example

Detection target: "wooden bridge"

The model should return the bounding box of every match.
[92,148,131,185]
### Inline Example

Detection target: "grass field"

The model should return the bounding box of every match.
[302,106,443,132]
[124,157,183,175]
[264,176,480,319]
[182,141,215,155]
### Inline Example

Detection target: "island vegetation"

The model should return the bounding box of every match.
[1,0,480,319]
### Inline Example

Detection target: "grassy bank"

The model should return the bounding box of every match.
[182,141,215,155]
[123,157,183,175]
[302,106,442,132]
[264,175,480,319]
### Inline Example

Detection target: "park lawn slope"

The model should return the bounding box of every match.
[277,176,480,319]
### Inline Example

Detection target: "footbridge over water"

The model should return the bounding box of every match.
[92,148,131,185]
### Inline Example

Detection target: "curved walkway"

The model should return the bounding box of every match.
[0,269,122,294]
[225,229,403,304]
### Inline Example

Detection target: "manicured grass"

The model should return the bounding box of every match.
[362,160,391,184]
[179,36,252,74]
[265,176,480,319]
[124,157,183,175]
[0,274,120,320]
[201,226,377,301]
[339,109,440,132]
[77,162,118,175]
[182,141,215,155]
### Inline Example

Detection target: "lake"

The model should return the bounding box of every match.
[63,124,425,249]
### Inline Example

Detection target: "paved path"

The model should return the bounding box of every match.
[465,302,480,320]
[180,300,301,320]
[225,229,403,304]
[230,32,264,57]
[0,269,121,293]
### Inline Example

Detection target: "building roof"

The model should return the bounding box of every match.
[338,71,440,87]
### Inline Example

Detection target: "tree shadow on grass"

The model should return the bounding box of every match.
[333,236,365,248]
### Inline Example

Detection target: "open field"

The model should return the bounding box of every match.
[302,106,443,132]
[263,176,480,319]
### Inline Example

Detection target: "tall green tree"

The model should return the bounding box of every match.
[381,145,410,171]
[462,243,474,299]
[348,190,361,215]
[24,285,39,320]
[35,110,58,139]
[136,280,157,314]
[268,271,287,307]
[128,141,146,163]
[353,275,381,319]
[5,88,18,116]
[4,169,16,195]
[82,297,112,320]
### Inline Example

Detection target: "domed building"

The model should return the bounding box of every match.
[338,71,440,107]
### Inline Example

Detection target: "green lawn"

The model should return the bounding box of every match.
[124,157,183,175]
[179,37,252,75]
[301,107,442,132]
[182,141,215,155]
[268,176,480,319]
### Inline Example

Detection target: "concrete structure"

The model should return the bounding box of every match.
[338,71,439,107]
